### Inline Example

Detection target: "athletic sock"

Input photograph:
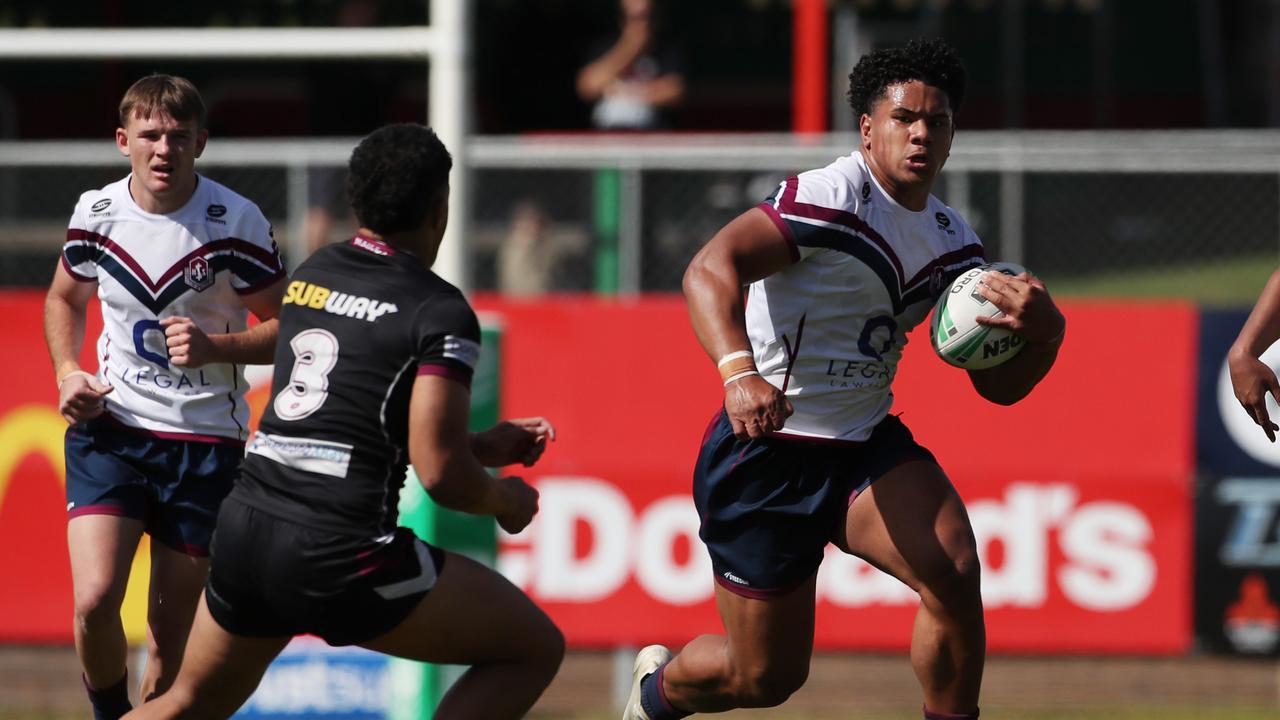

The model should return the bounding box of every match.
[923,704,979,720]
[84,670,132,720]
[639,662,691,720]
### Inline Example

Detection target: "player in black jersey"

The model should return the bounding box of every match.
[124,124,565,720]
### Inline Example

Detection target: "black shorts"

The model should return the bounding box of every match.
[205,497,447,646]
[693,411,936,599]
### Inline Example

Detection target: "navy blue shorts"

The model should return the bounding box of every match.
[694,411,936,599]
[64,416,242,556]
[205,496,447,646]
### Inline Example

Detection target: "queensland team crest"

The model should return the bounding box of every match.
[929,266,947,298]
[184,257,214,292]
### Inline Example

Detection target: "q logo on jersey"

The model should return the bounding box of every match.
[184,257,214,292]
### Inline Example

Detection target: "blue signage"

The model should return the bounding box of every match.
[234,638,390,719]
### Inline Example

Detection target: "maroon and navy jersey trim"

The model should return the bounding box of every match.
[764,177,985,313]
[61,253,96,282]
[67,504,129,519]
[779,313,806,394]
[417,363,473,390]
[63,229,284,314]
[755,203,801,263]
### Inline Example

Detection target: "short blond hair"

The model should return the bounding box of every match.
[118,74,207,130]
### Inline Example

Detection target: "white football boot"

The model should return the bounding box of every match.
[621,644,674,720]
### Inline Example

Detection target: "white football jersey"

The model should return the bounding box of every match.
[61,174,285,442]
[751,151,985,441]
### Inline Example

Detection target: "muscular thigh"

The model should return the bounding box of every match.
[837,459,978,593]
[715,576,817,678]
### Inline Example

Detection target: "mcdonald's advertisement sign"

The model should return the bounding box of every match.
[0,290,88,642]
[0,291,275,644]
[1,292,1196,655]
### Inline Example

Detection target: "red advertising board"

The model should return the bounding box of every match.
[0,292,1194,653]
[473,296,1196,654]
[0,290,88,641]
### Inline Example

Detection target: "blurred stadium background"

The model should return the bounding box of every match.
[2,0,1280,718]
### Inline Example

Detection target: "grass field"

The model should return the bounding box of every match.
[6,649,1277,719]
[1045,253,1277,306]
[9,705,1279,720]
[538,709,1280,720]
[10,702,1280,712]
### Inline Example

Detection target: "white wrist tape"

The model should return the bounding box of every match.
[716,350,753,368]
[723,370,760,386]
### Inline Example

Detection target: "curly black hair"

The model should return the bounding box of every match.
[847,38,967,119]
[346,123,453,235]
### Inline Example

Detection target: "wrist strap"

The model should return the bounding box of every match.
[717,350,757,383]
[716,350,753,367]
[723,370,760,387]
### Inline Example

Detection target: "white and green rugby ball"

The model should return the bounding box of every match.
[930,262,1028,369]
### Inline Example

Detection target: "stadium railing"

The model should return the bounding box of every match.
[2,130,1279,297]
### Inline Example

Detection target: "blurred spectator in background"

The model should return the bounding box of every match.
[576,0,685,131]
[498,201,559,297]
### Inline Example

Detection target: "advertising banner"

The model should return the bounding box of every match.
[473,297,1196,655]
[1195,310,1280,656]
[1,293,1195,654]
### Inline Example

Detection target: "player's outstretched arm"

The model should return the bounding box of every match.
[162,277,287,368]
[1228,266,1280,441]
[45,263,114,424]
[409,374,540,534]
[684,208,795,439]
[967,271,1066,405]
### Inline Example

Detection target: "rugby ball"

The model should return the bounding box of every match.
[930,262,1028,369]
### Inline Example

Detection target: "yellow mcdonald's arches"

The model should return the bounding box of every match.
[0,405,151,644]
[0,405,66,491]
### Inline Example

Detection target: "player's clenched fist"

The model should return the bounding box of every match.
[57,370,114,424]
[493,475,541,534]
[161,315,217,368]
[725,374,793,441]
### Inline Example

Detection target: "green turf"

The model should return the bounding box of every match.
[1044,253,1277,307]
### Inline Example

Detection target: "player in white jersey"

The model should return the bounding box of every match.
[624,39,1066,720]
[42,75,286,719]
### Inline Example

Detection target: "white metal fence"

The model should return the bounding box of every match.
[2,130,1279,293]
